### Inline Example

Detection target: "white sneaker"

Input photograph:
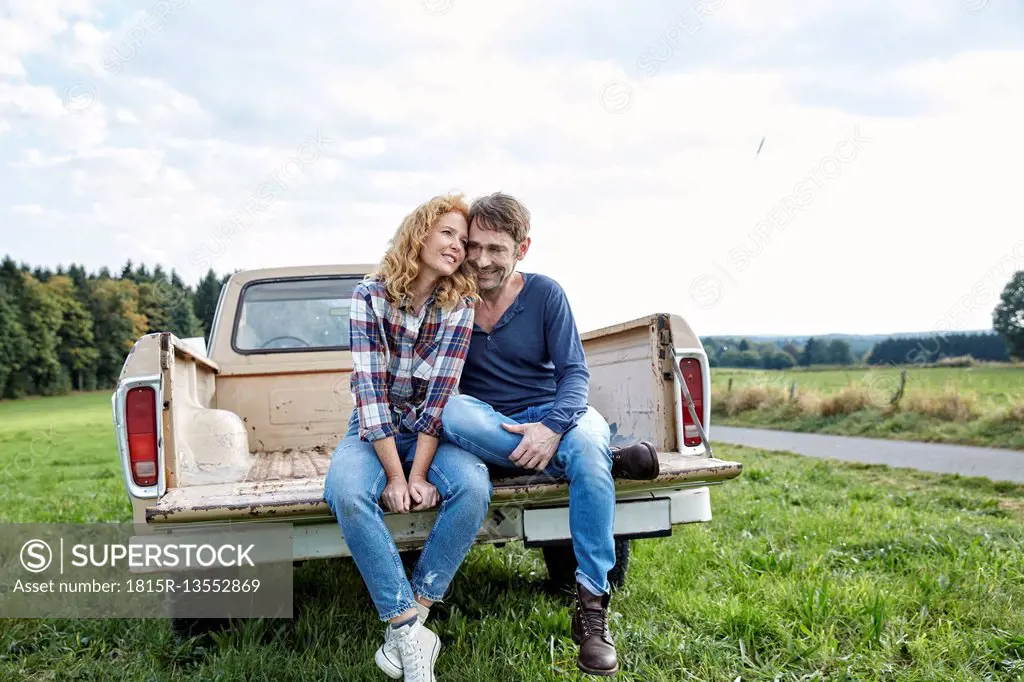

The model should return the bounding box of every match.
[374,625,405,679]
[375,605,430,679]
[388,619,440,682]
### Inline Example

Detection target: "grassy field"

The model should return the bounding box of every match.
[2,393,1024,680]
[711,365,1024,449]
[712,365,1024,408]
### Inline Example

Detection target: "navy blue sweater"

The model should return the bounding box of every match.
[458,272,590,434]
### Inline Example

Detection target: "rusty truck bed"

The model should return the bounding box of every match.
[146,451,742,523]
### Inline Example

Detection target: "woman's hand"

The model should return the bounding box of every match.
[408,475,440,511]
[381,475,411,513]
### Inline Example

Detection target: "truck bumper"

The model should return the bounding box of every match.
[290,487,712,562]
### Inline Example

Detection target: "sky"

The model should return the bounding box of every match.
[1,0,1022,337]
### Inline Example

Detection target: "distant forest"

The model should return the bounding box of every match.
[0,256,228,399]
[704,269,1024,368]
[702,331,1011,370]
[0,254,1019,400]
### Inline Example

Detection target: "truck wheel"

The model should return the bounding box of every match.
[166,566,239,641]
[541,538,631,592]
[169,615,233,640]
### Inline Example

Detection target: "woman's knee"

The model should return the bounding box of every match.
[460,461,494,511]
[434,445,493,511]
[325,471,371,520]
[324,441,382,520]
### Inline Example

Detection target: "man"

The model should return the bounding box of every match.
[441,192,658,676]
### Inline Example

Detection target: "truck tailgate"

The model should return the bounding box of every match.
[146,451,741,523]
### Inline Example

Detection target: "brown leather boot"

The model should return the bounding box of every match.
[571,583,619,676]
[610,441,659,480]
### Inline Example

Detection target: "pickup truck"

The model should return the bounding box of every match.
[111,264,742,633]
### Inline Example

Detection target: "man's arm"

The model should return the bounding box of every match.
[505,280,589,470]
[539,281,590,435]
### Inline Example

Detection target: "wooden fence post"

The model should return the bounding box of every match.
[890,367,906,405]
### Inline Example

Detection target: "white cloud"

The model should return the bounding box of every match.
[12,203,44,215]
[2,1,1022,337]
[0,0,96,76]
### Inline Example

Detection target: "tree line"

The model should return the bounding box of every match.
[865,332,1009,365]
[0,256,227,399]
[702,337,855,369]
[705,330,1012,370]
[704,269,1023,369]
[1,255,1021,398]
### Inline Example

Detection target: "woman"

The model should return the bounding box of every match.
[323,193,491,682]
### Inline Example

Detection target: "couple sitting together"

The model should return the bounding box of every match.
[322,191,659,680]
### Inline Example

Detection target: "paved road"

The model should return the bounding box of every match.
[710,426,1024,484]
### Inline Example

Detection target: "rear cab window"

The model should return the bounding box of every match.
[232,276,363,353]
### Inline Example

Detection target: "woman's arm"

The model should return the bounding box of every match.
[407,302,474,505]
[350,285,408,509]
[410,301,475,438]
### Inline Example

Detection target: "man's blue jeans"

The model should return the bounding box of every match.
[441,394,616,595]
[323,414,493,620]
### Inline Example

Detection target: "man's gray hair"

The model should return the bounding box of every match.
[468,192,531,243]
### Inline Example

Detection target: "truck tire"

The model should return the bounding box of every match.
[541,538,631,592]
[169,615,233,640]
[166,566,239,640]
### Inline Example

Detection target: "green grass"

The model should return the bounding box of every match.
[0,392,129,523]
[712,365,1024,409]
[711,366,1024,448]
[713,406,1024,450]
[2,394,1024,680]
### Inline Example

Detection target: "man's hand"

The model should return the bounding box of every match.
[381,475,411,513]
[502,421,561,471]
[408,475,440,511]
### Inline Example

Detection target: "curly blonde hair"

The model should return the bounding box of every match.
[370,193,480,311]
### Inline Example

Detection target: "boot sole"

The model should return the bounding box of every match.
[374,647,403,679]
[571,631,619,676]
[577,660,620,676]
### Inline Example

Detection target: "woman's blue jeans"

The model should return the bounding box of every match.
[323,414,493,620]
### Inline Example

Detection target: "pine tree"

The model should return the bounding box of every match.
[137,281,173,334]
[799,338,817,367]
[193,269,224,335]
[0,282,31,398]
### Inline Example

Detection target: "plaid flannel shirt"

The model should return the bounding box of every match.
[348,278,475,442]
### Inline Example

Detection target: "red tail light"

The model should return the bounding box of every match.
[125,387,159,487]
[679,358,705,447]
